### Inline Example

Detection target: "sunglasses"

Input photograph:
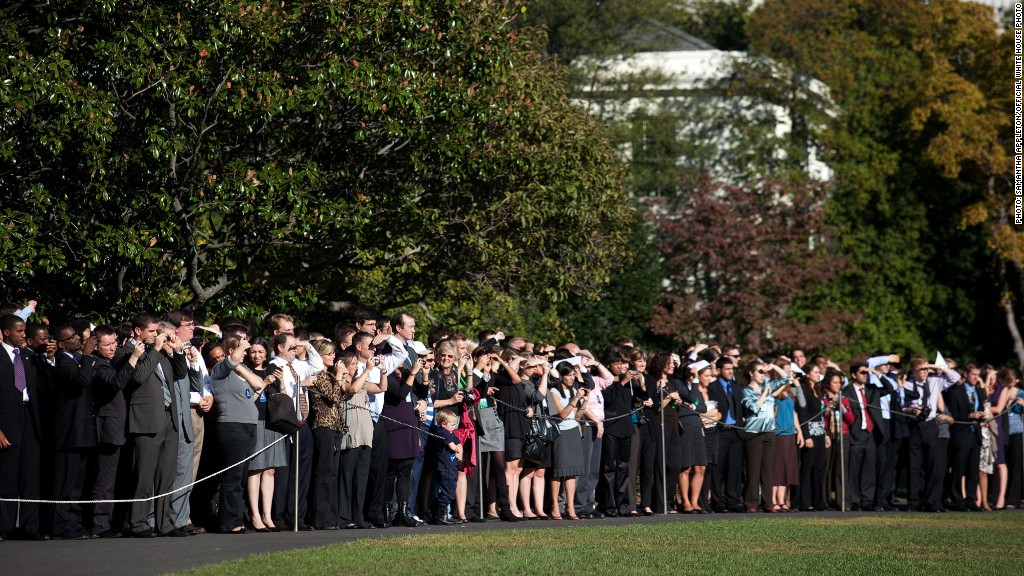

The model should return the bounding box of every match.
[755,369,767,375]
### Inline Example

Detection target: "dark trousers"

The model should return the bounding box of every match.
[52,448,92,535]
[409,423,431,514]
[385,457,415,513]
[601,434,633,514]
[437,465,458,506]
[217,422,255,531]
[908,420,943,509]
[1006,433,1023,507]
[364,419,389,523]
[848,434,877,507]
[626,425,641,513]
[639,419,680,512]
[311,428,341,528]
[876,435,905,506]
[575,425,602,514]
[949,428,981,508]
[798,438,827,510]
[0,404,41,535]
[743,432,775,509]
[714,428,744,510]
[338,445,371,526]
[284,423,313,526]
[130,410,178,534]
[89,443,121,532]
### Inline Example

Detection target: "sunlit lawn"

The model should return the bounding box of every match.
[174,513,1024,576]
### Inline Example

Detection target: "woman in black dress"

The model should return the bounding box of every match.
[382,358,428,527]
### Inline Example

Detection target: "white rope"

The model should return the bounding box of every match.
[0,434,290,505]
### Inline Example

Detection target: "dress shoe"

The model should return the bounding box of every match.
[96,529,122,539]
[186,524,207,535]
[729,506,748,513]
[0,532,6,542]
[226,527,252,534]
[604,509,619,517]
[849,503,861,512]
[587,511,605,519]
[164,528,189,537]
[297,523,316,531]
[133,529,158,538]
[54,530,90,540]
[499,509,520,522]
[965,504,984,512]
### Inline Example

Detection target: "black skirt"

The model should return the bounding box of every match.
[679,425,708,468]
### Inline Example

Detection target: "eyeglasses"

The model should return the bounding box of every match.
[58,334,80,343]
[179,321,195,328]
[439,354,456,359]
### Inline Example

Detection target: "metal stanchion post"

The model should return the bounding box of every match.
[837,405,846,512]
[294,382,300,532]
[660,385,667,515]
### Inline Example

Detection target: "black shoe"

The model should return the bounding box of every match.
[0,532,6,542]
[849,503,861,511]
[133,529,158,538]
[94,529,122,539]
[499,508,520,523]
[54,530,89,540]
[431,504,455,526]
[588,511,606,519]
[604,509,619,517]
[728,506,747,514]
[163,528,189,537]
[399,503,420,528]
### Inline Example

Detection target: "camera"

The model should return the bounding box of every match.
[372,357,381,367]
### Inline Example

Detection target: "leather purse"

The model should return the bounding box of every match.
[266,392,301,434]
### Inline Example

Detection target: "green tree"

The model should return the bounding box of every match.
[747,0,1010,360]
[0,0,632,325]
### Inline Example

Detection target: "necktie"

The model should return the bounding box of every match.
[289,364,308,420]
[13,348,26,393]
[859,387,873,433]
[921,380,932,420]
[155,361,172,408]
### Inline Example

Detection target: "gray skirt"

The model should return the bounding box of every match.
[551,425,586,478]
[478,406,506,453]
[249,418,289,470]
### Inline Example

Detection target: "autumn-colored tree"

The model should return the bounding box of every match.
[747,0,1012,361]
[647,175,851,351]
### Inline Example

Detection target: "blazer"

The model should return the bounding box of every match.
[842,384,884,442]
[79,352,135,446]
[116,343,185,435]
[53,352,98,451]
[944,384,987,441]
[0,346,44,445]
[171,366,200,443]
[707,378,741,430]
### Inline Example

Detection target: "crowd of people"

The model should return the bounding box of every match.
[2,299,1024,541]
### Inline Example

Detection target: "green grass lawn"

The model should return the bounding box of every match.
[174,514,1024,576]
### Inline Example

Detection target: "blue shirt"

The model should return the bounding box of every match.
[718,378,736,425]
[774,396,796,436]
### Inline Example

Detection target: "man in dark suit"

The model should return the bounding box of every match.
[50,324,99,539]
[944,363,986,511]
[842,363,883,510]
[708,356,745,512]
[872,366,919,510]
[81,324,141,537]
[0,314,47,541]
[115,314,187,537]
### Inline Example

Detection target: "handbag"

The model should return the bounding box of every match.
[338,396,354,450]
[523,401,559,459]
[266,392,301,434]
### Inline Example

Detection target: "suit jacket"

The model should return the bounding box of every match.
[53,352,98,451]
[882,383,919,441]
[172,366,200,443]
[842,384,883,442]
[944,384,986,441]
[79,352,134,446]
[115,343,185,435]
[707,378,741,430]
[0,346,43,444]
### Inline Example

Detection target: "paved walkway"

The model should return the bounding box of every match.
[0,510,1001,575]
